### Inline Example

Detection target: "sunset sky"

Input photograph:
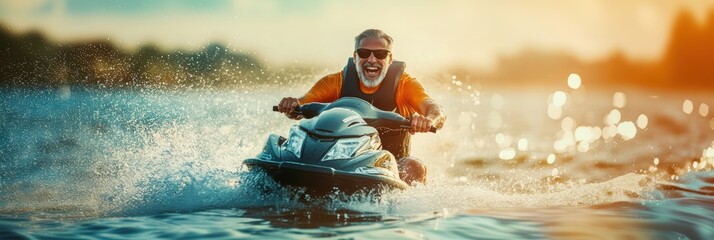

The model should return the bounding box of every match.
[1,0,713,70]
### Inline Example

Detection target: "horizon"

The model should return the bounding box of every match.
[2,0,714,71]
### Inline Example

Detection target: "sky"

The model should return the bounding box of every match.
[1,0,714,70]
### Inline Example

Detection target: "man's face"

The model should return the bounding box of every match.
[353,38,393,88]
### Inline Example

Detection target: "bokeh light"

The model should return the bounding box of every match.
[567,73,581,90]
[574,126,593,142]
[602,125,618,140]
[499,148,516,160]
[547,154,556,164]
[613,92,626,108]
[683,100,693,114]
[700,103,709,117]
[553,91,567,107]
[617,121,637,140]
[561,117,575,132]
[637,114,648,129]
[548,104,562,120]
[605,109,621,125]
[517,138,529,151]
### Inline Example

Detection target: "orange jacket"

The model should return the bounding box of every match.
[299,71,431,117]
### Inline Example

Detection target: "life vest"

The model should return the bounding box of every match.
[340,57,411,160]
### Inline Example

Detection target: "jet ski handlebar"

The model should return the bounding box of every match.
[273,101,436,133]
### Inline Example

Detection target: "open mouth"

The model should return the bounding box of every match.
[363,65,382,78]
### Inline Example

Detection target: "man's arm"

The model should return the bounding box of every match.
[276,72,342,120]
[410,98,446,133]
[421,99,446,129]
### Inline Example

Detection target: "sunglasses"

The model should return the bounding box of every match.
[355,48,391,60]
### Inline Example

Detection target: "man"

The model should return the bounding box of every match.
[277,29,446,185]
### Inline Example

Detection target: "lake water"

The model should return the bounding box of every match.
[1,79,714,239]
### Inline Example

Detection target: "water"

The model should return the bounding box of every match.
[1,81,714,239]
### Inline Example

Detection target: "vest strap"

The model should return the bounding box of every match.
[341,57,405,111]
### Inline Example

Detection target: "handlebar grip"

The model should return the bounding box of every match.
[400,124,438,133]
[273,106,279,112]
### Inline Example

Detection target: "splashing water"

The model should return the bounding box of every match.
[1,73,714,238]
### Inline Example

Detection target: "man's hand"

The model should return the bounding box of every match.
[409,113,433,134]
[277,97,302,120]
[420,98,446,130]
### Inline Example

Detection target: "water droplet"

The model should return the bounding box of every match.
[577,142,590,152]
[552,91,567,107]
[591,127,602,140]
[499,148,516,160]
[518,138,528,151]
[553,139,569,152]
[605,109,621,125]
[613,92,626,108]
[561,117,575,132]
[654,157,660,165]
[575,126,593,142]
[637,114,648,129]
[567,73,581,89]
[705,147,714,158]
[617,121,637,140]
[495,133,507,145]
[547,154,556,164]
[683,100,693,114]
[699,103,709,117]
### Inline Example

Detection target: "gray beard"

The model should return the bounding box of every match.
[355,63,388,88]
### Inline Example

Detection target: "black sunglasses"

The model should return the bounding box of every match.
[355,48,391,60]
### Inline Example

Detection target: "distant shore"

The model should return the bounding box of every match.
[2,9,713,90]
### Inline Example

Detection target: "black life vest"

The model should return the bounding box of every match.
[340,57,411,159]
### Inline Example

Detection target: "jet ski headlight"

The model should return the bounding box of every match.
[322,136,370,161]
[283,125,307,157]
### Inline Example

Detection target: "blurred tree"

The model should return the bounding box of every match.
[663,9,712,88]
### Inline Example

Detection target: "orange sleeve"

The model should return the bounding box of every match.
[299,71,342,104]
[396,72,431,117]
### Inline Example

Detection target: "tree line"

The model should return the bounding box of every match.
[0,25,265,88]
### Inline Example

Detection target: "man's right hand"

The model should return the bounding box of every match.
[277,97,302,120]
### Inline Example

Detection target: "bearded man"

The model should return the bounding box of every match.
[276,29,446,184]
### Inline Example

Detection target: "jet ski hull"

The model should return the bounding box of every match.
[244,158,409,194]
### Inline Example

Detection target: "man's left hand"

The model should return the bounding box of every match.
[409,114,433,134]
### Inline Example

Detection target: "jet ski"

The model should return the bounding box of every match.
[242,97,435,195]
